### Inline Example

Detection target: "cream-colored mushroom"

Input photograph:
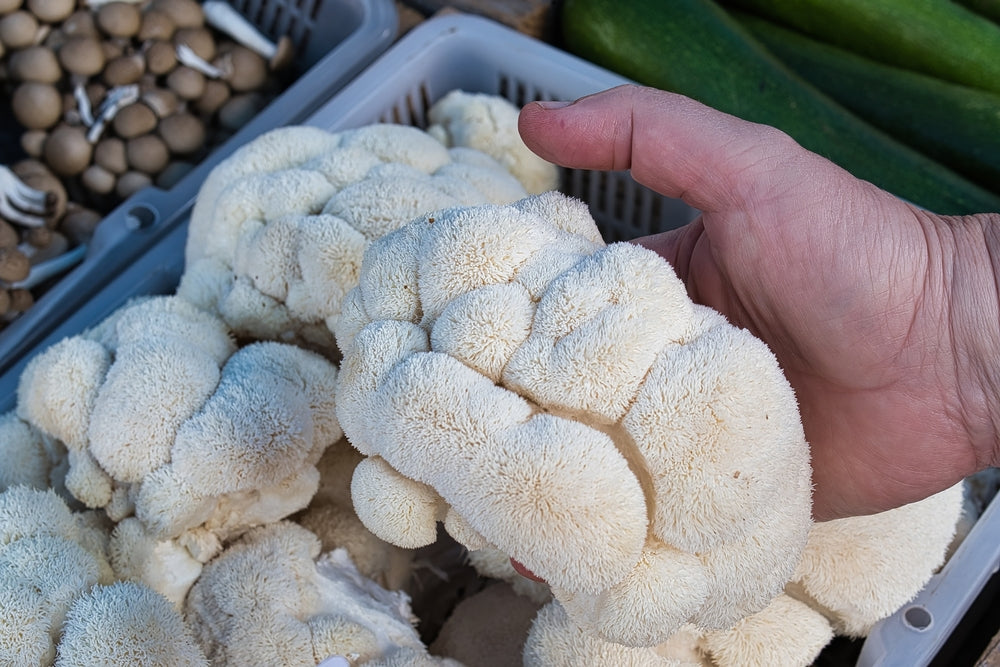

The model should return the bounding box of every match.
[8,45,60,83]
[0,10,39,50]
[173,25,214,60]
[12,81,61,129]
[112,102,157,138]
[86,84,140,142]
[126,134,169,174]
[96,1,141,38]
[43,125,93,176]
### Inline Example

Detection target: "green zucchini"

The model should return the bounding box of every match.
[956,0,1000,25]
[735,10,1000,194]
[559,0,1000,215]
[718,0,1000,95]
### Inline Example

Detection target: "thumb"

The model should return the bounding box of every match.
[518,84,839,216]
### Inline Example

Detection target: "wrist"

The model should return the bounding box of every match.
[948,213,1000,470]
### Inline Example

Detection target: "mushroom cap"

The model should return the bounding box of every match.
[61,9,98,38]
[194,78,230,115]
[13,158,67,220]
[20,129,47,157]
[150,0,203,28]
[137,8,175,41]
[9,287,33,312]
[43,125,93,176]
[165,65,205,100]
[0,11,38,50]
[113,102,158,139]
[60,205,102,245]
[12,82,62,130]
[82,164,117,195]
[126,134,170,174]
[103,53,145,87]
[95,137,128,174]
[116,170,152,199]
[0,220,18,248]
[0,247,30,283]
[220,45,266,92]
[217,93,262,130]
[0,0,22,16]
[158,112,204,154]
[173,25,215,61]
[144,39,177,75]
[96,2,142,38]
[141,87,180,118]
[8,45,60,83]
[26,0,73,23]
[59,35,105,76]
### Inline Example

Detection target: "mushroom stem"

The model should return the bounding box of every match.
[201,0,292,69]
[6,243,86,289]
[74,82,95,127]
[87,84,140,143]
[175,43,223,78]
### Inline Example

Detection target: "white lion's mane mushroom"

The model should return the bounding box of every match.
[334,190,813,648]
[14,294,342,606]
[177,113,546,353]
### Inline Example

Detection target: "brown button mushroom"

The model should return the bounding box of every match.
[155,160,193,188]
[217,92,263,131]
[141,87,179,118]
[43,125,93,177]
[0,247,30,283]
[0,0,22,16]
[0,11,39,50]
[157,112,204,154]
[8,45,61,83]
[125,134,169,174]
[13,159,67,223]
[101,36,125,61]
[81,164,117,195]
[19,130,46,157]
[0,289,10,316]
[23,225,50,249]
[112,102,158,138]
[137,8,174,41]
[27,0,73,23]
[61,9,98,38]
[94,136,128,174]
[96,2,142,39]
[12,82,61,129]
[59,204,102,245]
[173,26,215,61]
[0,220,18,248]
[144,39,177,75]
[9,288,34,313]
[103,53,145,87]
[165,65,204,100]
[194,78,229,115]
[150,0,203,29]
[116,170,151,199]
[58,36,106,77]
[216,45,266,92]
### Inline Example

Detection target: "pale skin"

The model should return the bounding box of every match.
[517,84,1000,523]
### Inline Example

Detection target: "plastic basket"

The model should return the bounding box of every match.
[0,0,397,379]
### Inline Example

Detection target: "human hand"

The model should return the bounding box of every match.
[518,84,1000,521]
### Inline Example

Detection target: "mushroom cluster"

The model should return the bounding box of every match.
[1,0,295,210]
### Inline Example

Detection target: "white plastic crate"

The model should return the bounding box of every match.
[0,0,397,378]
[2,14,990,666]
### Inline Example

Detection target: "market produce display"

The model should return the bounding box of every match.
[0,0,299,332]
[0,87,970,666]
[559,0,1000,215]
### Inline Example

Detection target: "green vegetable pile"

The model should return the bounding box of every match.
[560,0,1000,215]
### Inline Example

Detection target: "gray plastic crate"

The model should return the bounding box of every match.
[12,15,988,666]
[0,0,397,379]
